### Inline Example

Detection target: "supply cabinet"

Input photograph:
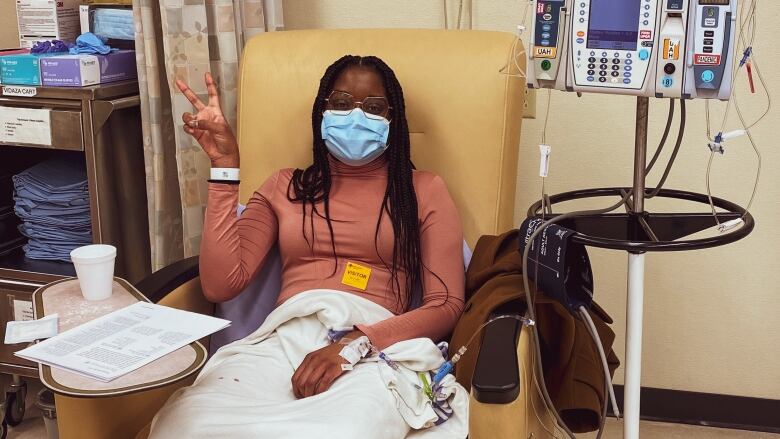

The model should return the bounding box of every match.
[0,81,151,429]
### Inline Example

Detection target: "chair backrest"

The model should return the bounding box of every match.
[237,29,526,247]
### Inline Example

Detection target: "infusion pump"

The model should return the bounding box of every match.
[527,0,737,99]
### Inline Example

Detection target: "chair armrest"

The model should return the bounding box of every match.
[134,256,200,303]
[472,314,522,404]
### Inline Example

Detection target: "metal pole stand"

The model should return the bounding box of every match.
[527,97,755,438]
[623,96,650,439]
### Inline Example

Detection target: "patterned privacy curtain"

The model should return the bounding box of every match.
[133,0,283,270]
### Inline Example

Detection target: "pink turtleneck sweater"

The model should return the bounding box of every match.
[199,156,465,349]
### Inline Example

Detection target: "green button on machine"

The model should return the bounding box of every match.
[541,60,552,71]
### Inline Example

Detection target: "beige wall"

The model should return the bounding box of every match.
[0,1,18,49]
[283,0,780,400]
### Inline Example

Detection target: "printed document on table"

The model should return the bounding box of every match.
[15,302,230,382]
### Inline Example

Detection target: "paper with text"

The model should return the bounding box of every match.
[0,107,52,146]
[16,302,230,382]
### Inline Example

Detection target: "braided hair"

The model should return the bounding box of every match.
[287,55,423,312]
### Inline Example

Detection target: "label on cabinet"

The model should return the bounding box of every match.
[0,107,52,146]
[13,299,34,321]
[2,86,38,97]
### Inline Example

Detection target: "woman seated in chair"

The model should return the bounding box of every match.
[149,56,466,438]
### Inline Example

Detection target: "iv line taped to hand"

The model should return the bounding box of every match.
[338,336,371,370]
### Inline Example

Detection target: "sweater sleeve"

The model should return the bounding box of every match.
[356,175,466,349]
[199,173,280,302]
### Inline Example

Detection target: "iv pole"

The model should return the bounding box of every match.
[529,95,753,439]
[624,96,649,439]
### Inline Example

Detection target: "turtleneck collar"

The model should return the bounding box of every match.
[327,153,388,176]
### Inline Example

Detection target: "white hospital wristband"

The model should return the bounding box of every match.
[210,168,240,181]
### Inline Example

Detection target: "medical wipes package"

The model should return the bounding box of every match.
[4,314,59,345]
[40,50,137,87]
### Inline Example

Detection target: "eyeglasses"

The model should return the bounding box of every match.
[324,91,392,119]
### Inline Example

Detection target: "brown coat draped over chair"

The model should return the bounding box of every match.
[451,229,620,433]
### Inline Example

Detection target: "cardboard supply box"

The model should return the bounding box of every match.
[17,0,81,49]
[0,53,44,86]
[40,50,136,87]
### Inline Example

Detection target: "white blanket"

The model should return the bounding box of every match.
[150,290,468,439]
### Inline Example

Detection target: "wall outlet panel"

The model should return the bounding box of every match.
[524,87,537,119]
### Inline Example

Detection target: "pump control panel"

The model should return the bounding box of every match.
[527,0,571,91]
[684,0,736,99]
[655,0,690,98]
[526,0,738,99]
[569,0,660,95]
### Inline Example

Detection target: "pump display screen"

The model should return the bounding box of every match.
[587,0,642,50]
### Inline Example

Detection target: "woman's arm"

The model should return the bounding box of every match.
[176,73,279,302]
[199,176,280,302]
[356,175,466,350]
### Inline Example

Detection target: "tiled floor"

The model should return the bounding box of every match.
[582,419,780,439]
[5,378,779,438]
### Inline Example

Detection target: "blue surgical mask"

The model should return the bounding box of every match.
[92,8,135,41]
[321,109,390,167]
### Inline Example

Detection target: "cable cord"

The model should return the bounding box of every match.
[521,192,632,439]
[442,0,448,29]
[469,0,473,29]
[529,343,567,438]
[710,0,758,140]
[732,86,763,216]
[579,306,616,439]
[645,98,675,173]
[723,6,765,219]
[499,35,528,78]
[498,0,532,78]
[542,89,553,144]
[523,344,566,438]
[705,0,757,141]
[460,314,536,353]
[646,99,686,198]
[521,96,678,436]
[524,96,691,435]
[737,54,771,130]
[464,314,569,438]
[703,0,765,225]
[579,306,620,418]
[705,0,760,141]
[456,0,464,29]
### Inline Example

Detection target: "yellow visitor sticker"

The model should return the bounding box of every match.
[341,261,371,291]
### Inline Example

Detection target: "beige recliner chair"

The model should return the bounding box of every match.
[53,29,557,438]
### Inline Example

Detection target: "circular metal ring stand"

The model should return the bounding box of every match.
[527,187,754,252]
[529,97,754,439]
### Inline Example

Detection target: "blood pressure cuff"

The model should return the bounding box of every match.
[518,217,594,314]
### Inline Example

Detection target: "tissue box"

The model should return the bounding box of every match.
[0,54,44,86]
[17,0,81,49]
[40,50,137,87]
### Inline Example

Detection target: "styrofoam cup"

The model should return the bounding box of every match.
[70,245,117,301]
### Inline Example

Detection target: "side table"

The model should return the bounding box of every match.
[32,278,208,439]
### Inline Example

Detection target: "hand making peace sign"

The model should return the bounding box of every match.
[176,72,240,168]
